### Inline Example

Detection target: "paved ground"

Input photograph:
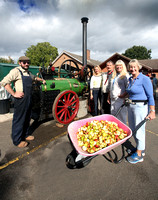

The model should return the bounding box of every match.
[0,98,158,200]
[0,111,13,123]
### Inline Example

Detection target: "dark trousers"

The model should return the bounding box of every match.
[12,98,32,145]
[12,70,32,146]
[101,92,111,114]
[93,89,101,116]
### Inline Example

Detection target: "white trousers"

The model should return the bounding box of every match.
[128,103,148,150]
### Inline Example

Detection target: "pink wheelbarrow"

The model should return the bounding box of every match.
[66,114,148,169]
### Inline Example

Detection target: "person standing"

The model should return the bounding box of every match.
[90,65,102,116]
[1,56,46,148]
[101,61,114,114]
[108,60,129,124]
[152,74,157,99]
[126,59,155,164]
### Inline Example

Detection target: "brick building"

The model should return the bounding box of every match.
[52,51,158,78]
[52,50,101,70]
[100,53,158,78]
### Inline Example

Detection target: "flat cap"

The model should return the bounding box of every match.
[19,56,30,61]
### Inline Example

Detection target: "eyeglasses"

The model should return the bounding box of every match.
[22,61,30,64]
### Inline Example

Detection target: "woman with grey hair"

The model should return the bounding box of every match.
[126,59,156,164]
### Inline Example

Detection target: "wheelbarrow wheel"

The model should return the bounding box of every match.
[66,149,92,169]
[52,90,79,124]
[66,149,78,169]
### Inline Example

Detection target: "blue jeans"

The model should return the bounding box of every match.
[101,92,111,114]
[128,103,148,150]
[93,89,101,116]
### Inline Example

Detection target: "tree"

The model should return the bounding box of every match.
[25,42,58,66]
[122,45,152,59]
[0,56,14,64]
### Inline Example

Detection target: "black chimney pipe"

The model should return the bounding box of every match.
[81,17,89,67]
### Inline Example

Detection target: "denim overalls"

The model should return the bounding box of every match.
[12,69,33,146]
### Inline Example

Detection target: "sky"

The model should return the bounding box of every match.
[0,0,158,63]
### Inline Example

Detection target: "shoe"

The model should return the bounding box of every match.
[127,148,145,156]
[17,141,28,148]
[127,152,143,164]
[25,136,35,141]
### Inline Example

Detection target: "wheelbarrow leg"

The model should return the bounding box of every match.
[103,145,125,164]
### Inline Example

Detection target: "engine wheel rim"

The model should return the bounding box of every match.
[53,90,79,124]
[58,59,80,78]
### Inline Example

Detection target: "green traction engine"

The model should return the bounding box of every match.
[32,17,92,125]
[32,61,92,125]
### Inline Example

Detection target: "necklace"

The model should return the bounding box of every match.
[128,77,136,90]
[112,73,120,87]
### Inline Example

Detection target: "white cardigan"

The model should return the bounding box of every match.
[90,75,102,90]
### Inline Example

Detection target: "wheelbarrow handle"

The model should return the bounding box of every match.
[115,103,125,117]
[132,118,150,135]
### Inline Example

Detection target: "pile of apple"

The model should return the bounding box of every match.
[77,120,128,154]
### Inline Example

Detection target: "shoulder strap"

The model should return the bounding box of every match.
[16,68,23,76]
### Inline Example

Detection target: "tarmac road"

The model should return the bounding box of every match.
[0,106,158,200]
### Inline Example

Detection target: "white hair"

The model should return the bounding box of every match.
[129,59,142,70]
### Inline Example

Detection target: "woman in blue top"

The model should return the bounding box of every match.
[126,59,156,164]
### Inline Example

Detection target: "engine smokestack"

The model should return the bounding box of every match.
[81,17,89,67]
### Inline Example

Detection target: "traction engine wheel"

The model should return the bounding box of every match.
[80,65,92,81]
[58,59,80,78]
[52,90,79,124]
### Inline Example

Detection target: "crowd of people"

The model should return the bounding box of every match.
[90,59,156,164]
[0,55,157,165]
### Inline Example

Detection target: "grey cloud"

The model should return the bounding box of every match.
[0,0,158,62]
[110,0,158,29]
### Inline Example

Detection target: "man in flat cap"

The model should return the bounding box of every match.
[1,56,46,147]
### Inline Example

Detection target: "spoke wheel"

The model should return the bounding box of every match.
[53,90,79,124]
[58,59,80,78]
[80,65,92,81]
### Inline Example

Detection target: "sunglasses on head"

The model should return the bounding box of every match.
[22,61,30,64]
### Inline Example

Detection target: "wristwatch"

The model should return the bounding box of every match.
[150,109,155,112]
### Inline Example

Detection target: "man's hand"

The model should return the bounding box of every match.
[42,80,46,85]
[13,91,24,98]
[4,84,24,98]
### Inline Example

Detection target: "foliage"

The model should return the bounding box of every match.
[25,42,58,67]
[0,56,14,64]
[122,45,152,59]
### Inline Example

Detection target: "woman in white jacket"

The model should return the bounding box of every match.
[108,60,129,124]
[90,65,102,116]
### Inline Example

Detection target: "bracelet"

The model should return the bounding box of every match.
[150,109,155,112]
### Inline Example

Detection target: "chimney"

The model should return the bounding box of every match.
[81,17,89,67]
[87,49,90,60]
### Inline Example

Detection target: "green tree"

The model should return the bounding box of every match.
[0,56,14,64]
[122,45,152,59]
[25,42,58,66]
